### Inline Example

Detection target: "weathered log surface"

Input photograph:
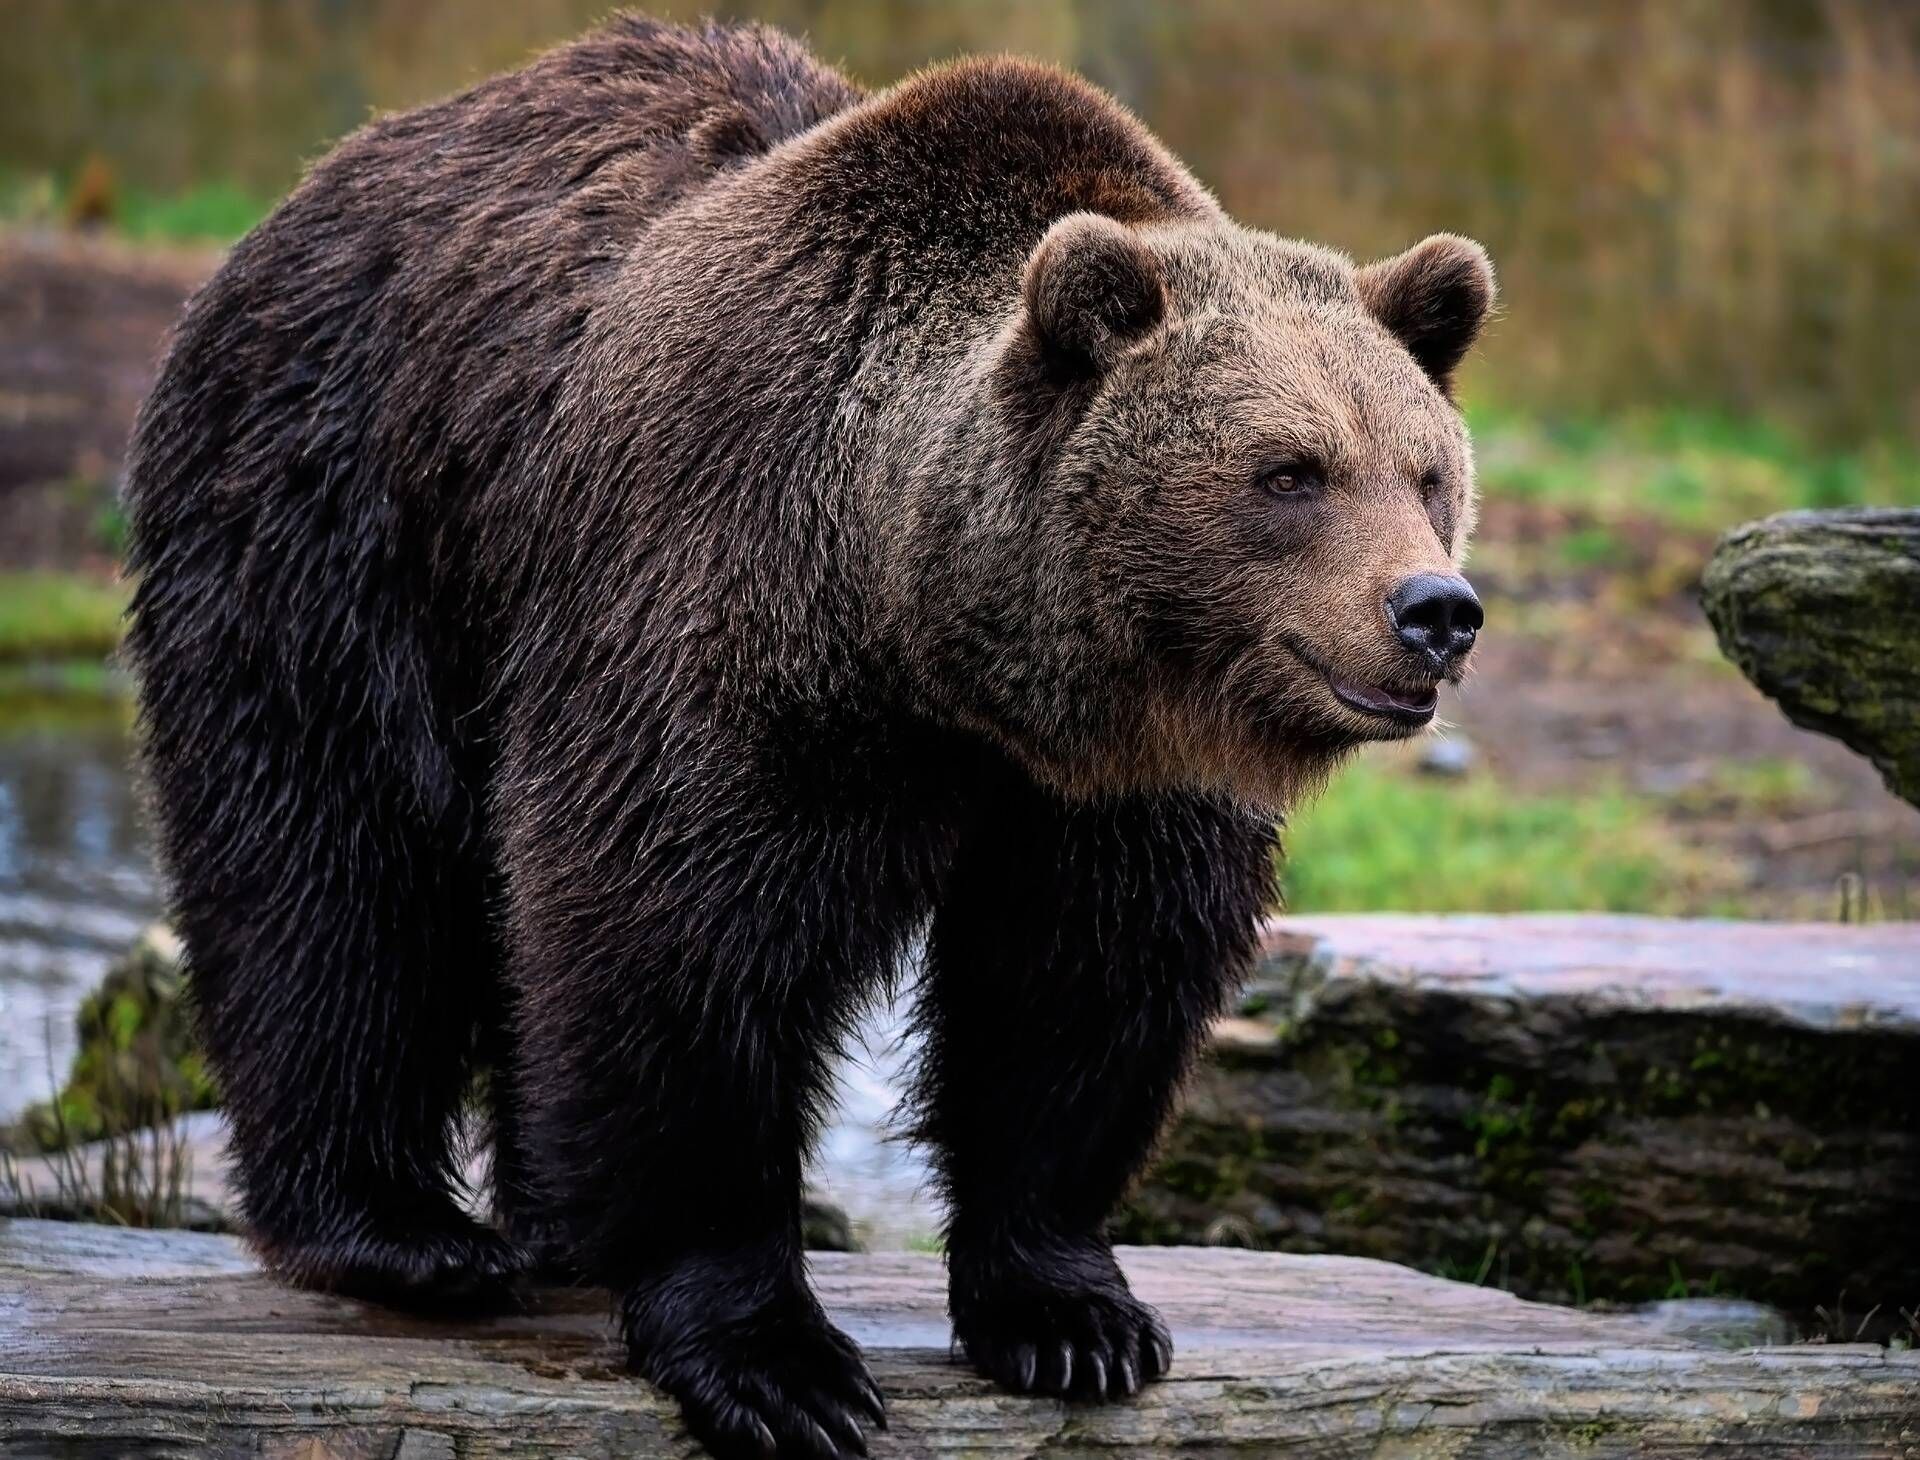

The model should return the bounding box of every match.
[1701,507,1920,806]
[3,1219,1916,1457]
[1119,914,1920,1315]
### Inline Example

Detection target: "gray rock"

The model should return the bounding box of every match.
[1619,1297,1801,1350]
[1416,732,1477,777]
[1121,913,1920,1314]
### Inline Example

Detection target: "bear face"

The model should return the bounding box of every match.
[923,215,1495,810]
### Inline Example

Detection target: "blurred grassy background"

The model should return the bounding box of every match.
[7,0,1918,444]
[0,0,1916,919]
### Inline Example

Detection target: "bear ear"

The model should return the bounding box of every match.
[1356,234,1496,394]
[1021,213,1168,380]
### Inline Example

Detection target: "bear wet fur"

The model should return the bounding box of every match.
[124,16,1493,1459]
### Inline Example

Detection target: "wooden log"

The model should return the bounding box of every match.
[1119,914,1920,1318]
[3,1218,1917,1457]
[1701,507,1920,806]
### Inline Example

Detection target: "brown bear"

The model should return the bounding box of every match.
[123,15,1491,1459]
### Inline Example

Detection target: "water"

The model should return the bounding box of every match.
[0,703,940,1248]
[815,980,938,1250]
[0,711,161,1124]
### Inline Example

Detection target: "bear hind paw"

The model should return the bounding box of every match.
[260,1207,532,1312]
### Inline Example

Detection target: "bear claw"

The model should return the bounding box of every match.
[954,1261,1174,1403]
[634,1301,885,1460]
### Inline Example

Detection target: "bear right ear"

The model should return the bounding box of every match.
[1021,213,1167,380]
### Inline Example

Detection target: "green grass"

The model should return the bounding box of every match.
[0,168,271,245]
[1553,523,1635,571]
[1280,754,1727,915]
[115,181,271,245]
[0,571,128,664]
[1465,402,1920,533]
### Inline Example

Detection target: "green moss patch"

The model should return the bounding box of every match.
[7,928,217,1154]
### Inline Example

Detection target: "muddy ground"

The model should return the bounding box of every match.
[3,230,1915,917]
[0,231,215,567]
[1469,487,1920,911]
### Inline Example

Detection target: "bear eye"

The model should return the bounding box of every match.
[1420,468,1445,497]
[1259,462,1323,498]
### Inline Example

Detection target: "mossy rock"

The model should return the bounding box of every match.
[1120,915,1920,1324]
[802,1195,862,1253]
[8,925,217,1154]
[1701,507,1920,806]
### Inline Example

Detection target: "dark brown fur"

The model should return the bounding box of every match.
[123,17,1492,1458]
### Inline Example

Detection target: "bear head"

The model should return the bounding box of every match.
[892,215,1495,812]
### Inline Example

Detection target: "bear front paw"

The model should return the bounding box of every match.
[625,1278,886,1459]
[949,1237,1173,1401]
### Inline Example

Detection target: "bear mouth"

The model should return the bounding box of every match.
[1325,672,1439,726]
[1277,638,1443,732]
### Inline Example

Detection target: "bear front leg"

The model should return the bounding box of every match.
[500,731,904,1459]
[916,784,1277,1400]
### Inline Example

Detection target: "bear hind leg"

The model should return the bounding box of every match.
[174,791,529,1310]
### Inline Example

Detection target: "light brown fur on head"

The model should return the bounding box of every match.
[1116,223,1493,809]
[893,200,1495,813]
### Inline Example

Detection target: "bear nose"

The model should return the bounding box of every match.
[1387,572,1483,667]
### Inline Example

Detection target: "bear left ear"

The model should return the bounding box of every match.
[1356,234,1496,395]
[1021,212,1167,380]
